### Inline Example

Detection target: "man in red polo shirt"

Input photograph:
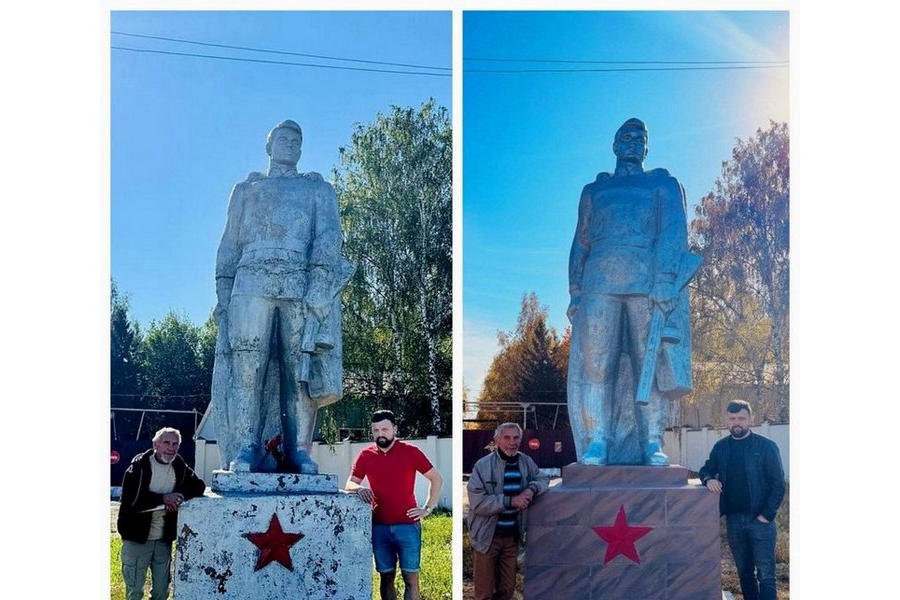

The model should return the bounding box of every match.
[346,410,443,600]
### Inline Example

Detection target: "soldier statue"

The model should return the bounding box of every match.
[211,120,353,474]
[567,118,699,466]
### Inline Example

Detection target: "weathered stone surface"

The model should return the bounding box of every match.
[175,492,371,600]
[524,464,720,600]
[210,470,338,494]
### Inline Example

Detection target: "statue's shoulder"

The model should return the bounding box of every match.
[242,171,266,184]
[583,172,612,193]
[300,171,326,183]
[646,167,674,179]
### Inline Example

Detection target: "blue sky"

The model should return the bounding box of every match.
[111,11,451,327]
[462,11,789,397]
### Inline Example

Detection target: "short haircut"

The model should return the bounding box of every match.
[726,399,752,415]
[494,422,522,437]
[371,410,397,425]
[152,427,182,443]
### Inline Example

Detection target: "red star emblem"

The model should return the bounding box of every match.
[243,513,305,571]
[592,504,653,564]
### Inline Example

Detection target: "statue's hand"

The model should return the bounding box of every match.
[566,297,580,322]
[307,300,330,323]
[650,282,677,313]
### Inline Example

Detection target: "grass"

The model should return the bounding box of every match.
[110,503,450,600]
[378,511,452,600]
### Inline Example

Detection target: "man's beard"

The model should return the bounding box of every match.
[375,436,393,449]
[730,425,748,438]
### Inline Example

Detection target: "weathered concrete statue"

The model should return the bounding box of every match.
[567,118,699,466]
[211,120,353,474]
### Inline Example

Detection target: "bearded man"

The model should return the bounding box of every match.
[345,410,443,600]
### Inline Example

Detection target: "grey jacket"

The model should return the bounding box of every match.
[466,450,549,553]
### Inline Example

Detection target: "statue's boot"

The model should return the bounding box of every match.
[287,449,319,475]
[230,445,261,472]
[644,438,669,466]
[581,440,608,465]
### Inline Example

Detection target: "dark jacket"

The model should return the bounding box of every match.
[698,431,785,522]
[116,449,206,543]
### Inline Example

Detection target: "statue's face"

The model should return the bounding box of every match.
[613,127,648,163]
[268,128,302,166]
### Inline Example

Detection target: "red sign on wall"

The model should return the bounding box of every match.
[111,450,120,465]
[528,438,540,450]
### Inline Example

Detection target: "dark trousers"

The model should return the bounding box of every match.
[473,535,518,600]
[726,513,777,600]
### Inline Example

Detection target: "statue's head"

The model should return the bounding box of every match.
[266,119,303,167]
[612,118,648,164]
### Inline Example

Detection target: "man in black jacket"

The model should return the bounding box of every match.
[117,427,206,600]
[699,400,785,600]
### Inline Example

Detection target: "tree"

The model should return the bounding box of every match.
[110,279,219,440]
[476,293,568,430]
[140,312,213,406]
[111,280,142,397]
[334,100,452,436]
[689,121,789,422]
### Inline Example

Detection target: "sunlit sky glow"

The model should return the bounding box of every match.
[462,11,789,396]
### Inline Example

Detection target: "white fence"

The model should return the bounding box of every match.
[662,423,789,481]
[195,436,453,509]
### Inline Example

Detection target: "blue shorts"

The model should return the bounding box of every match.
[372,523,422,573]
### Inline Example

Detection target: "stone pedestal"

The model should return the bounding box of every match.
[174,472,372,600]
[524,464,720,600]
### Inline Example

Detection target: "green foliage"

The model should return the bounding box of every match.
[111,281,142,396]
[141,312,212,399]
[335,100,452,437]
[110,283,215,440]
[689,121,790,423]
[110,535,125,600]
[476,293,569,430]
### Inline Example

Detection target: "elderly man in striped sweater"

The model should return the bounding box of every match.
[467,423,549,600]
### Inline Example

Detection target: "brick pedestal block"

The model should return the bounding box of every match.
[174,490,372,600]
[524,464,719,600]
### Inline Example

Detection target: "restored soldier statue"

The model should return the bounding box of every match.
[211,120,353,474]
[567,118,698,466]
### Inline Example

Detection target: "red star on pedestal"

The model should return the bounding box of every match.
[592,505,653,564]
[243,513,305,571]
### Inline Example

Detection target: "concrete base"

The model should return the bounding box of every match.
[210,470,339,493]
[174,490,371,600]
[524,464,720,600]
